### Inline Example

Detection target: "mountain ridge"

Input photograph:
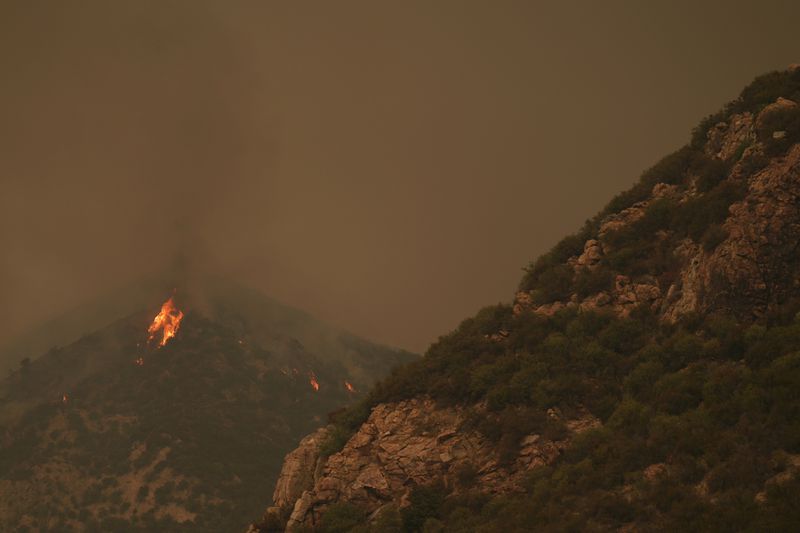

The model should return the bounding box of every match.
[253,65,800,532]
[0,281,415,532]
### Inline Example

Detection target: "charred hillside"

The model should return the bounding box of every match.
[0,281,414,532]
[255,66,800,532]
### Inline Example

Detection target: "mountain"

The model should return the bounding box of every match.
[0,277,171,376]
[254,65,800,532]
[0,278,415,532]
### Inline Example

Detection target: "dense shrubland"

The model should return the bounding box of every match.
[319,298,800,531]
[316,69,800,532]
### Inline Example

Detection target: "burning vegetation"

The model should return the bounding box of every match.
[345,381,356,393]
[147,295,184,347]
[309,371,320,392]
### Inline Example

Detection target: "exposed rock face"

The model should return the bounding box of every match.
[756,98,797,130]
[514,100,800,323]
[660,240,705,321]
[706,112,755,160]
[598,201,649,240]
[253,398,599,531]
[698,143,800,317]
[273,428,330,510]
[576,239,603,269]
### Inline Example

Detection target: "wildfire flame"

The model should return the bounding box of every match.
[147,296,184,347]
[62,393,68,404]
[345,381,356,393]
[309,371,320,392]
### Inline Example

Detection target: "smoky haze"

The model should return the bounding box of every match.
[1,1,799,366]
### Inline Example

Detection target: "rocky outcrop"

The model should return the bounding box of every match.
[251,87,800,532]
[756,97,797,130]
[575,239,603,269]
[694,143,800,318]
[706,112,755,161]
[252,398,599,531]
[273,428,330,510]
[514,99,800,324]
[598,201,649,240]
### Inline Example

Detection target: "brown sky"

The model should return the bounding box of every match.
[1,1,799,358]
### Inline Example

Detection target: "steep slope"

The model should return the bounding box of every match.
[0,282,414,532]
[256,66,800,532]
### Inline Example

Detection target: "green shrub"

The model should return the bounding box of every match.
[600,145,696,219]
[530,264,574,305]
[318,502,365,533]
[402,484,445,533]
[758,104,800,157]
[730,68,800,114]
[701,223,728,251]
[692,154,731,192]
[574,266,614,298]
[691,112,725,149]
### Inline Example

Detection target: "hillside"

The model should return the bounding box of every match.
[0,280,414,532]
[254,66,800,532]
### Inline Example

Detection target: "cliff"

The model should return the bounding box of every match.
[253,399,597,530]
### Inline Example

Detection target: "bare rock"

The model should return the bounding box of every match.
[652,183,678,198]
[576,239,604,268]
[272,427,330,510]
[579,291,612,312]
[608,275,662,316]
[512,290,534,316]
[643,463,668,482]
[533,301,566,316]
[599,202,649,240]
[663,144,800,321]
[756,98,797,131]
[277,398,599,530]
[706,112,755,161]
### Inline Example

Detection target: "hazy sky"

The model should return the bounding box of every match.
[1,1,799,356]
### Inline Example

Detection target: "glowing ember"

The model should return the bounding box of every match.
[62,393,68,404]
[309,371,320,392]
[147,295,184,347]
[345,381,356,393]
[135,357,144,366]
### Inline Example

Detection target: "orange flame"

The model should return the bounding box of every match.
[309,371,320,392]
[345,381,356,393]
[147,296,184,347]
[62,393,68,404]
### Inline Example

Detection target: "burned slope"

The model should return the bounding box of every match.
[0,288,413,532]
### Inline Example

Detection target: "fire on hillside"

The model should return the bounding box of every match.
[147,295,184,347]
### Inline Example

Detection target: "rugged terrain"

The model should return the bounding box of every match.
[253,66,800,532]
[0,279,414,532]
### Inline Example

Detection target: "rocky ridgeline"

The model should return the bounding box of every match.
[515,98,800,322]
[249,78,800,531]
[248,398,598,531]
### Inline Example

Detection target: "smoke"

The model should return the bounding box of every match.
[2,1,800,371]
[0,1,278,357]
